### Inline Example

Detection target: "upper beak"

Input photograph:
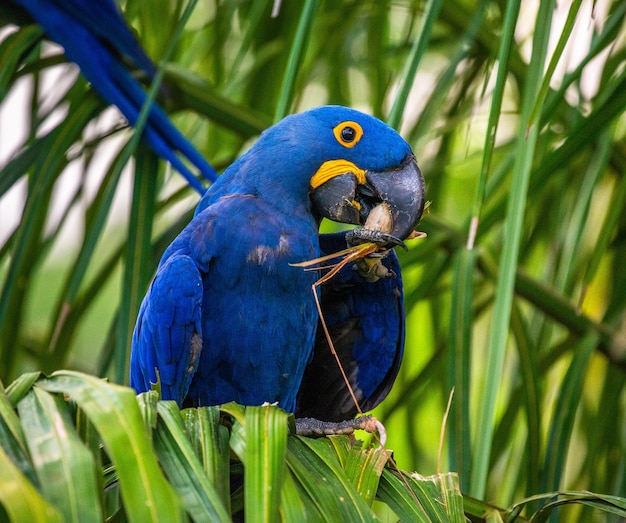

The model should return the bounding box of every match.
[310,154,425,242]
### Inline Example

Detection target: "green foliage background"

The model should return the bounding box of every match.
[1,0,626,520]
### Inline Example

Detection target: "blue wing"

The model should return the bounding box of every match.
[131,194,320,411]
[295,232,405,421]
[9,0,217,191]
[130,254,203,404]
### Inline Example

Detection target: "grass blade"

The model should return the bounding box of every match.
[541,334,598,494]
[509,306,541,499]
[434,472,465,521]
[0,444,62,523]
[447,248,474,489]
[244,404,289,523]
[376,469,435,522]
[44,147,125,369]
[182,406,231,511]
[165,66,270,137]
[528,0,584,128]
[0,94,100,378]
[5,372,41,405]
[17,388,102,522]
[154,401,231,522]
[37,370,184,523]
[136,390,160,433]
[279,469,309,522]
[287,436,376,522]
[344,441,391,506]
[0,382,36,485]
[0,24,43,96]
[273,0,319,121]
[115,145,157,385]
[470,0,555,498]
[387,0,442,129]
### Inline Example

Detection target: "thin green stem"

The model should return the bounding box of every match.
[274,0,319,122]
[470,0,555,499]
[387,0,442,130]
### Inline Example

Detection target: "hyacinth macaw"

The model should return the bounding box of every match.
[6,0,216,191]
[130,105,425,416]
[7,0,426,419]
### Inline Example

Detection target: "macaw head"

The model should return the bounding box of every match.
[259,106,425,244]
[301,106,425,244]
[200,106,425,243]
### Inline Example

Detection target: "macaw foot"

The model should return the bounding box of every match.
[346,228,407,251]
[354,254,397,281]
[294,415,387,446]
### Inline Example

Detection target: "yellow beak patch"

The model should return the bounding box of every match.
[310,159,367,189]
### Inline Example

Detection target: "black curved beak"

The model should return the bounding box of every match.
[310,154,425,243]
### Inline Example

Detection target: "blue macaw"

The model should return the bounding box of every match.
[6,0,216,191]
[6,0,426,419]
[130,105,425,414]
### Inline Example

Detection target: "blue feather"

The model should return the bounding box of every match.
[10,0,217,191]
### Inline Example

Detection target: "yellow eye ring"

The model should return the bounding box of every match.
[333,121,363,148]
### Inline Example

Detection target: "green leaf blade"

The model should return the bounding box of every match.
[155,401,231,523]
[244,404,289,523]
[18,388,102,523]
[0,444,63,523]
[37,370,184,523]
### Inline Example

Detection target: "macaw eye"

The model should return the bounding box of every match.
[341,126,356,142]
[333,121,363,148]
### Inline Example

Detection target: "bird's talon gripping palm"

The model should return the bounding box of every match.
[345,228,407,250]
[295,415,387,446]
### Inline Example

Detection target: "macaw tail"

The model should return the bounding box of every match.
[11,0,217,193]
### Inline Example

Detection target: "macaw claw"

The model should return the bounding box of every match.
[355,256,396,281]
[346,228,407,250]
[294,414,387,446]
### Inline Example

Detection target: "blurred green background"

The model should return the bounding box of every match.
[1,0,626,515]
